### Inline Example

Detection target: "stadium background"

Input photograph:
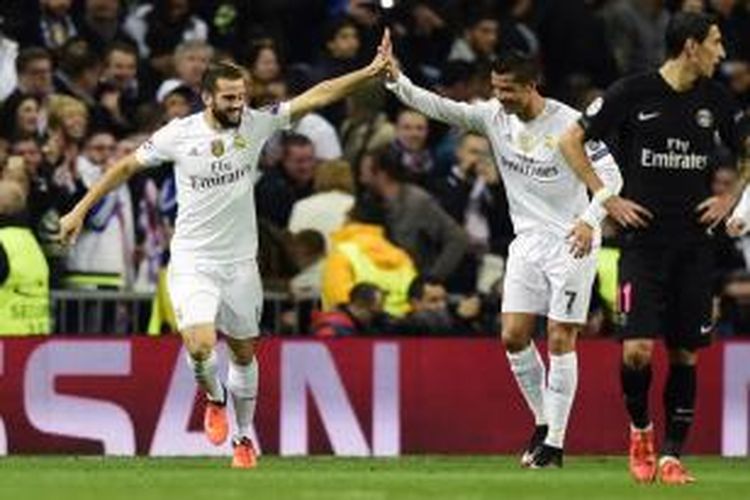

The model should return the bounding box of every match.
[0,0,749,469]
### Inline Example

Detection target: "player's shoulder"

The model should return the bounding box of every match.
[544,98,581,123]
[156,113,202,137]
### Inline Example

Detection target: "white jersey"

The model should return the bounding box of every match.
[386,74,621,238]
[135,103,290,266]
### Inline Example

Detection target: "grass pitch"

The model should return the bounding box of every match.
[1,456,748,500]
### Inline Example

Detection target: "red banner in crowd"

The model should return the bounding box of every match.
[0,338,748,456]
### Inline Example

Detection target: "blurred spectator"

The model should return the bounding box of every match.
[537,0,618,99]
[390,108,434,185]
[173,40,213,99]
[77,0,133,56]
[340,81,395,169]
[447,9,498,65]
[312,17,362,126]
[124,0,209,72]
[45,95,89,190]
[264,76,343,161]
[156,79,194,121]
[289,229,326,297]
[427,131,513,291]
[54,38,103,114]
[21,0,78,53]
[0,27,19,102]
[312,282,389,337]
[392,0,453,85]
[245,40,283,105]
[256,133,317,228]
[397,275,482,335]
[65,130,135,290]
[0,94,42,141]
[0,177,50,335]
[10,138,70,287]
[98,41,142,131]
[366,148,469,284]
[602,0,670,75]
[288,159,355,246]
[322,198,417,317]
[6,46,54,107]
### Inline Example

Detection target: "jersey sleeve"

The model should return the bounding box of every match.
[385,73,494,132]
[254,101,292,136]
[134,121,178,167]
[579,78,633,141]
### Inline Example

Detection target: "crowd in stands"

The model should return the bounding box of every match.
[0,0,749,337]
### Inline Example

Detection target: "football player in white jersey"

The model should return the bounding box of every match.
[59,40,389,468]
[380,36,622,467]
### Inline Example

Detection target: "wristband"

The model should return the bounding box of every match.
[593,187,613,205]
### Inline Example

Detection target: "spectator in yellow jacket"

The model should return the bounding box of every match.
[322,198,416,317]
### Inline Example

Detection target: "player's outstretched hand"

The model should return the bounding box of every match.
[59,210,84,246]
[726,217,748,237]
[603,196,653,228]
[378,27,400,81]
[696,194,736,231]
[568,220,594,258]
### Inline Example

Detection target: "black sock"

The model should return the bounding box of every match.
[662,364,697,458]
[620,363,652,429]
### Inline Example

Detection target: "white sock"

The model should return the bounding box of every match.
[506,342,548,426]
[544,352,579,449]
[227,358,259,440]
[185,349,224,403]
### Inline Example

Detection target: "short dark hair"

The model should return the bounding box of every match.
[492,50,541,85]
[665,12,717,59]
[201,62,245,93]
[349,282,382,306]
[293,229,326,256]
[105,40,139,62]
[15,47,52,74]
[465,8,498,30]
[323,16,359,45]
[281,132,313,152]
[407,276,444,301]
[371,146,406,182]
[58,38,100,79]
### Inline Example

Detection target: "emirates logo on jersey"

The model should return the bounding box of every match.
[211,139,225,157]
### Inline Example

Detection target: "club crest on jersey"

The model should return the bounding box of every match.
[695,108,714,129]
[211,139,225,157]
[233,135,247,149]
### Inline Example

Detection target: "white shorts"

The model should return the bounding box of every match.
[167,259,263,338]
[502,231,599,324]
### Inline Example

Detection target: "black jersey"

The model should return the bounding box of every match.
[579,71,747,246]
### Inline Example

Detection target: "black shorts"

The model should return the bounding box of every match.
[616,245,714,351]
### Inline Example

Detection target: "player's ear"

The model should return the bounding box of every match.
[201,90,213,108]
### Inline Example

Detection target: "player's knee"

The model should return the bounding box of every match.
[622,340,653,368]
[227,338,259,366]
[501,327,530,353]
[667,348,697,366]
[546,324,578,355]
[187,340,215,362]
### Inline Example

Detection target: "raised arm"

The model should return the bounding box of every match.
[288,32,389,121]
[59,153,143,244]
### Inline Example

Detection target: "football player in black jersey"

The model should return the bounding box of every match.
[559,12,750,485]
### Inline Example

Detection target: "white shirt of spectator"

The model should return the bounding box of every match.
[135,103,291,266]
[292,113,343,161]
[0,36,19,102]
[386,74,621,239]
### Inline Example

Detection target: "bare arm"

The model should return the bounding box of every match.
[288,30,389,121]
[59,153,143,244]
[559,123,606,194]
[288,63,383,122]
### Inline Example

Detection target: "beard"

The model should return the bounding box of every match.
[211,106,241,128]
